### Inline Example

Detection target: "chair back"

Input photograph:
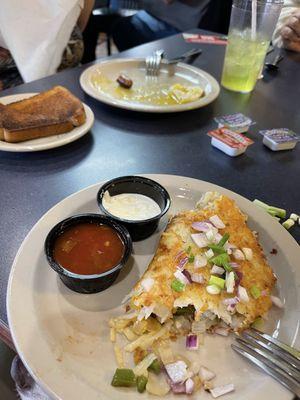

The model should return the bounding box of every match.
[198,0,233,34]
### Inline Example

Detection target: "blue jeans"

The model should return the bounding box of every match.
[112,10,180,51]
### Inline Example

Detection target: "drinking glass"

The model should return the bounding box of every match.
[221,0,283,93]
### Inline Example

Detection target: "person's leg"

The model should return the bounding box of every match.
[112,10,179,51]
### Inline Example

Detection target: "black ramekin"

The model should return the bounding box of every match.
[44,214,132,294]
[97,176,171,241]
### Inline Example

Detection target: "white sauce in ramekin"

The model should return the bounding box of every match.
[102,191,161,221]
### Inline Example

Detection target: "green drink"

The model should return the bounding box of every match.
[221,30,269,93]
[221,0,283,93]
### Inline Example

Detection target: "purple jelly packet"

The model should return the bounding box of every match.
[214,113,254,133]
[259,129,300,143]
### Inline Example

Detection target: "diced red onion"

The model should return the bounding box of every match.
[185,378,194,394]
[165,376,186,394]
[191,272,205,284]
[182,269,192,283]
[175,250,185,260]
[209,215,225,229]
[191,233,209,248]
[225,242,237,250]
[137,304,155,321]
[165,361,187,384]
[141,278,154,292]
[186,334,198,350]
[205,249,214,259]
[261,290,268,296]
[271,295,284,308]
[191,221,213,232]
[199,366,216,382]
[229,262,239,269]
[238,285,249,303]
[194,254,207,268]
[211,265,225,275]
[174,270,190,285]
[214,327,230,337]
[242,247,253,261]
[210,383,235,398]
[234,271,243,286]
[223,297,239,306]
[206,228,216,242]
[214,232,223,243]
[225,271,235,293]
[177,256,188,270]
[233,249,245,260]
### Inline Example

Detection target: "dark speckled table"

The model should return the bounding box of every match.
[1,31,300,348]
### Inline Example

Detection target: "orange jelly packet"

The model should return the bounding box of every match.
[208,128,254,149]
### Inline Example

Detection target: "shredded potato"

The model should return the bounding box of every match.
[125,322,171,352]
[114,344,125,368]
[110,327,116,343]
[123,327,138,341]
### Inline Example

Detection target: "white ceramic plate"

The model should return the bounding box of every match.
[0,93,94,152]
[7,175,299,400]
[80,59,220,112]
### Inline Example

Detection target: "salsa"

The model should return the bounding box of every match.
[53,223,125,275]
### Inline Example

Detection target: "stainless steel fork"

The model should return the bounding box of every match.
[232,328,300,397]
[145,49,164,76]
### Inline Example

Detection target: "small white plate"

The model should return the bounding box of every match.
[7,175,299,400]
[0,93,94,152]
[80,59,220,112]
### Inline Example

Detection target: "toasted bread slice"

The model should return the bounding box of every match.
[0,86,86,143]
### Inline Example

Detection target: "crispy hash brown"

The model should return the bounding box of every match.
[111,192,276,341]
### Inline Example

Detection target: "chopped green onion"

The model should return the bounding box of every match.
[209,275,225,289]
[148,359,161,374]
[267,209,278,217]
[206,284,221,295]
[207,244,226,254]
[174,305,195,316]
[282,219,295,230]
[250,285,261,299]
[111,369,136,387]
[171,279,185,292]
[253,199,286,219]
[218,233,230,247]
[253,199,270,210]
[137,375,148,393]
[186,246,192,254]
[290,213,299,222]
[268,206,286,219]
[210,253,232,271]
[188,254,195,263]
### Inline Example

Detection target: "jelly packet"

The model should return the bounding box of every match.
[259,128,299,151]
[214,113,254,133]
[208,128,254,157]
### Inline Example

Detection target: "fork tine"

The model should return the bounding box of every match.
[150,55,155,76]
[232,343,300,397]
[236,337,300,383]
[246,329,300,364]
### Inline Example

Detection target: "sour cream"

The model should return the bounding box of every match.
[102,191,161,221]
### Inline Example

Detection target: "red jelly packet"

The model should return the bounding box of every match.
[183,33,227,45]
[208,128,254,149]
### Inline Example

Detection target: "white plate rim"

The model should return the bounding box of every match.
[80,58,220,113]
[7,174,300,400]
[0,93,94,152]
